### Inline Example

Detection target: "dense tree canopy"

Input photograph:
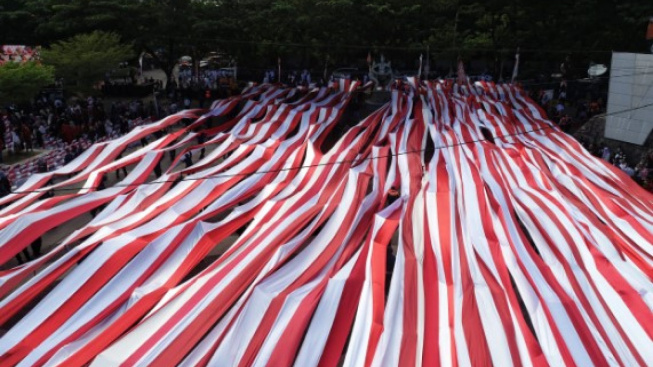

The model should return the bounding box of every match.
[41,31,134,94]
[2,0,652,79]
[0,62,55,103]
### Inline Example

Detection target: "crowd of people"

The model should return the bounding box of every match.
[176,66,238,91]
[526,80,606,132]
[524,80,652,192]
[1,94,159,156]
[264,69,316,86]
[579,143,653,191]
[164,71,237,109]
[1,71,652,194]
[0,90,193,190]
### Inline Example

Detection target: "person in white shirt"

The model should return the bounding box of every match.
[556,102,564,114]
[11,128,21,153]
[601,146,611,161]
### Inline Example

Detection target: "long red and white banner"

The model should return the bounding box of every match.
[0,81,651,367]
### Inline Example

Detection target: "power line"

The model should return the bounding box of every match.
[12,126,552,194]
[9,102,653,195]
[595,102,653,118]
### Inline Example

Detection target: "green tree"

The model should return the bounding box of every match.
[123,0,198,86]
[41,31,134,95]
[0,62,55,104]
[0,0,139,46]
[4,0,652,81]
[0,0,40,45]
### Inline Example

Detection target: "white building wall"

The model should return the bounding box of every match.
[605,52,653,145]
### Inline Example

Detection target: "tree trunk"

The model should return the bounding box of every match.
[162,37,176,90]
[164,67,174,91]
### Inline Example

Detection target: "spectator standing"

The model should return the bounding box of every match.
[601,146,611,162]
[0,169,11,198]
[197,132,206,160]
[183,151,193,168]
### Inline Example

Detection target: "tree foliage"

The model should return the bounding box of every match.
[41,31,134,94]
[0,0,139,45]
[131,0,199,83]
[0,62,55,104]
[3,0,652,78]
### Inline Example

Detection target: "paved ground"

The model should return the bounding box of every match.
[0,149,45,167]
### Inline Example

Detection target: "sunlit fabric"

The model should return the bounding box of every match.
[0,81,651,367]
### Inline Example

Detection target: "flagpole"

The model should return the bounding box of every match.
[511,47,520,83]
[278,57,281,83]
[457,55,466,85]
[426,45,430,79]
[139,51,144,83]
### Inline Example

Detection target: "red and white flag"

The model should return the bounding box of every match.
[0,81,651,367]
[457,57,466,84]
